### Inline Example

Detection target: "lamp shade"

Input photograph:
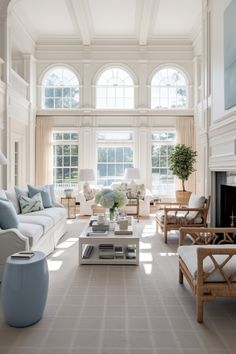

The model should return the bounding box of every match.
[79,169,95,181]
[0,151,7,165]
[124,168,140,180]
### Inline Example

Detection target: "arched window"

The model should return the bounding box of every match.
[42,67,79,109]
[96,67,134,109]
[151,68,187,109]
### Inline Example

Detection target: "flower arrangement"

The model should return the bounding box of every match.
[95,188,127,220]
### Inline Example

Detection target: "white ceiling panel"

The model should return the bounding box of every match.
[89,0,136,36]
[13,0,77,40]
[153,0,201,37]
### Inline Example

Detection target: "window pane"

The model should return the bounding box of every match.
[151,68,187,109]
[108,148,115,162]
[98,148,107,162]
[63,145,70,155]
[71,145,78,154]
[116,148,123,162]
[64,156,70,166]
[55,88,62,97]
[151,131,176,196]
[96,68,134,108]
[43,67,79,109]
[96,131,134,185]
[98,164,107,177]
[45,98,54,108]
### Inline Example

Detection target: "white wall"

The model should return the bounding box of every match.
[208,0,236,172]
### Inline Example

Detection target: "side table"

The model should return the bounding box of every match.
[61,197,76,219]
[1,251,49,327]
[126,196,140,222]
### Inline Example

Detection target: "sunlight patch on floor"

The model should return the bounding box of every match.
[142,263,153,275]
[56,238,78,249]
[47,260,63,271]
[140,252,153,262]
[139,241,151,250]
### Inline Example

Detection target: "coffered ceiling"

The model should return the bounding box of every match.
[12,0,202,45]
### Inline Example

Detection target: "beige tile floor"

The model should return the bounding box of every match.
[1,217,236,354]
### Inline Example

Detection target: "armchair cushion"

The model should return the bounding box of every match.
[178,244,236,282]
[156,210,203,224]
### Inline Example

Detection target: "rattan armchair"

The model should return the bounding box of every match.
[178,227,236,323]
[156,195,211,243]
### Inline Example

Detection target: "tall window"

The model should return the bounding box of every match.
[52,131,79,191]
[42,67,79,109]
[96,67,134,109]
[97,131,134,185]
[152,132,176,197]
[151,68,187,109]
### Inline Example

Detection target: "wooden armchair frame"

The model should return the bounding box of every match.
[156,196,211,243]
[179,227,236,322]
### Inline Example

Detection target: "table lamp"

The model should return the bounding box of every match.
[124,168,140,186]
[79,169,95,188]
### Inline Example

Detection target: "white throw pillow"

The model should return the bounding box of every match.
[83,183,96,201]
[188,194,205,208]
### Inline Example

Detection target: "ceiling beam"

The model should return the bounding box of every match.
[67,0,93,45]
[136,0,161,45]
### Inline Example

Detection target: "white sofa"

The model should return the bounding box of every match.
[0,187,67,281]
[78,182,153,216]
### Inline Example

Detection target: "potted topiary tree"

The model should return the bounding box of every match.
[169,144,197,203]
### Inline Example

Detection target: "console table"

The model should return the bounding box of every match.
[61,197,76,219]
[126,196,140,222]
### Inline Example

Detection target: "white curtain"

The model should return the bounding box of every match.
[176,116,196,193]
[35,117,53,185]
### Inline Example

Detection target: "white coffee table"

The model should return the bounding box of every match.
[78,222,139,265]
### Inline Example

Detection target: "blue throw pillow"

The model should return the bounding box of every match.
[0,199,19,229]
[28,185,53,208]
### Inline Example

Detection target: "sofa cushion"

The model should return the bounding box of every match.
[27,207,66,224]
[18,193,44,214]
[28,184,53,208]
[18,213,54,233]
[178,245,236,282]
[4,189,21,214]
[48,184,57,206]
[18,223,44,248]
[0,190,7,199]
[15,186,29,197]
[0,199,19,229]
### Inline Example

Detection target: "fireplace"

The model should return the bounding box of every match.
[221,185,236,227]
[214,172,236,227]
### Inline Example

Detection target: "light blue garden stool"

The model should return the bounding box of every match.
[1,251,49,327]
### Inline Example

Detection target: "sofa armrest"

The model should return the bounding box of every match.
[77,191,87,203]
[54,201,64,208]
[0,228,30,260]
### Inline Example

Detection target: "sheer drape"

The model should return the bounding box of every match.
[35,117,53,185]
[176,116,195,193]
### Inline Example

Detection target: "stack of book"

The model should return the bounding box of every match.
[99,244,114,259]
[114,225,133,235]
[114,246,125,259]
[92,222,109,232]
[126,245,136,259]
